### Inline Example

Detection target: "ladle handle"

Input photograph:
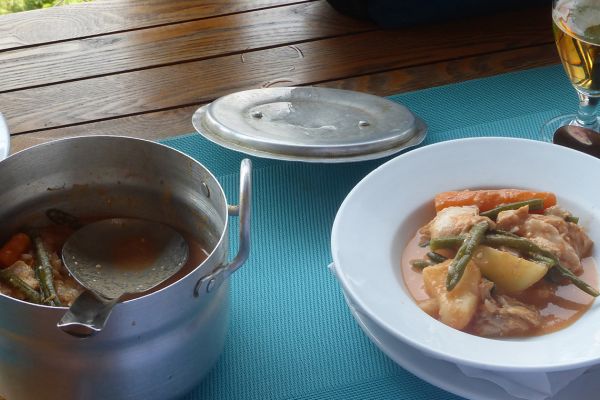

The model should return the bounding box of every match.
[57,290,119,338]
[195,159,252,296]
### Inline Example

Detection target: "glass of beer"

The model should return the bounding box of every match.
[542,0,600,139]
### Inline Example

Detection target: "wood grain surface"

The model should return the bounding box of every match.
[0,1,559,153]
[0,0,315,50]
[10,44,559,154]
[0,1,373,92]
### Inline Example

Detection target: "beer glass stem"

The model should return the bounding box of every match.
[575,92,600,129]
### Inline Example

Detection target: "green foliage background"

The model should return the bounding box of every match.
[0,0,90,15]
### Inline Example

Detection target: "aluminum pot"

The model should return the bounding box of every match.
[0,129,251,400]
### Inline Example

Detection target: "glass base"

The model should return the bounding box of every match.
[540,114,600,143]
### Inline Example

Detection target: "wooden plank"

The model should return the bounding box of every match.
[9,44,559,153]
[1,7,552,134]
[10,107,198,153]
[320,44,560,95]
[0,1,374,92]
[0,0,314,50]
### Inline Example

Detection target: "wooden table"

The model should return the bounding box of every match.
[0,0,558,154]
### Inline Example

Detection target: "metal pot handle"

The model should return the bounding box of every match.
[195,159,252,296]
[0,113,11,161]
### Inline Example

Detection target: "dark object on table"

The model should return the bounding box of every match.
[553,125,600,158]
[326,0,551,28]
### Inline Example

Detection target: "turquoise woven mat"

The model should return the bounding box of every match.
[162,64,575,400]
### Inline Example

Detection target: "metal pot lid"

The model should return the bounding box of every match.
[192,87,427,163]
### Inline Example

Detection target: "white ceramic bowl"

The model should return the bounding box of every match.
[331,137,600,372]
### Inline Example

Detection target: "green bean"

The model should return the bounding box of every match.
[566,216,579,224]
[0,270,41,304]
[426,251,447,264]
[489,229,522,239]
[410,259,431,269]
[480,199,544,220]
[485,232,562,265]
[529,253,555,267]
[432,233,539,254]
[446,221,489,291]
[427,230,599,297]
[546,267,565,284]
[32,236,62,307]
[429,236,465,251]
[482,234,552,258]
[485,236,598,297]
[554,263,599,297]
[45,208,82,229]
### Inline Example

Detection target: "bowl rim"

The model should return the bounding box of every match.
[331,136,600,372]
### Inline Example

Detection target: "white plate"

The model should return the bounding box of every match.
[343,288,600,400]
[331,137,600,372]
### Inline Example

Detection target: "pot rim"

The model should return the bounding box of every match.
[0,135,231,310]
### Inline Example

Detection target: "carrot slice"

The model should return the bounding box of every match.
[0,233,32,268]
[434,189,557,213]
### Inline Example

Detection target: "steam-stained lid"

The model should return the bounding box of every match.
[192,87,427,162]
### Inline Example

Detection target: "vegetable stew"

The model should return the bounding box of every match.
[403,189,598,338]
[0,210,208,306]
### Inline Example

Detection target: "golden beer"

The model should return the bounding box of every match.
[553,1,600,95]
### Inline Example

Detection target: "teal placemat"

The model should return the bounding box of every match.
[161,64,576,400]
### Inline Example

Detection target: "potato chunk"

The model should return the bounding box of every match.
[471,246,548,293]
[421,259,481,330]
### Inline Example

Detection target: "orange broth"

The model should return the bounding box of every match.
[41,223,209,297]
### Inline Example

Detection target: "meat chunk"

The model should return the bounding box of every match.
[544,205,573,220]
[0,259,83,306]
[54,278,83,306]
[496,206,592,273]
[420,259,481,330]
[0,261,39,301]
[420,206,495,242]
[45,250,83,305]
[560,220,593,260]
[494,204,529,232]
[4,260,39,290]
[470,293,542,337]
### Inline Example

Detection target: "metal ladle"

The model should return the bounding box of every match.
[57,218,189,337]
[553,125,600,158]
